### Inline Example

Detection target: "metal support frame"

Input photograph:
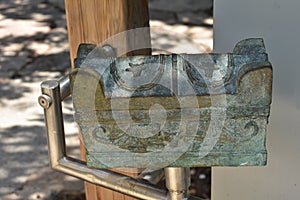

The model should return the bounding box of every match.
[165,168,190,200]
[38,75,199,200]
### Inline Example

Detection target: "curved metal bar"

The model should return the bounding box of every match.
[59,75,71,101]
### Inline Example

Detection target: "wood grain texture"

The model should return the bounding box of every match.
[64,0,151,199]
[65,0,150,67]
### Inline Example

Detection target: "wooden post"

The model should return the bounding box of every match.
[64,0,151,199]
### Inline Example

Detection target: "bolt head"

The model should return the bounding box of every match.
[38,94,52,109]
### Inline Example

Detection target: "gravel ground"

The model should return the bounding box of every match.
[0,0,213,199]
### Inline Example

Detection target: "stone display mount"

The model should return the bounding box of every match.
[71,38,272,168]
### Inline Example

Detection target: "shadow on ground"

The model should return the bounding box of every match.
[0,125,48,195]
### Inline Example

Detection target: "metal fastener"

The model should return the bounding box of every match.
[38,94,52,109]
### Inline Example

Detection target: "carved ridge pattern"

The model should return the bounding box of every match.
[92,125,112,144]
[91,119,260,153]
[223,120,259,141]
[236,61,271,83]
[89,118,179,153]
[183,56,233,89]
[90,118,206,153]
[244,120,259,138]
[97,126,178,153]
[110,55,165,91]
[125,62,146,77]
[89,117,195,153]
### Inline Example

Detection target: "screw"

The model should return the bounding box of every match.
[38,94,52,109]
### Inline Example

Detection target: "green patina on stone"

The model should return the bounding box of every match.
[70,38,272,168]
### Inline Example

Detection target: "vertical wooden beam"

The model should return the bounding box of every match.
[65,0,150,67]
[64,0,151,199]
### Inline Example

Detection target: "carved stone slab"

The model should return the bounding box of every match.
[71,38,272,168]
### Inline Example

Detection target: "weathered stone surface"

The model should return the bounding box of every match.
[71,38,272,168]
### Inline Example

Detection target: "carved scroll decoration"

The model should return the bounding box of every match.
[110,55,165,91]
